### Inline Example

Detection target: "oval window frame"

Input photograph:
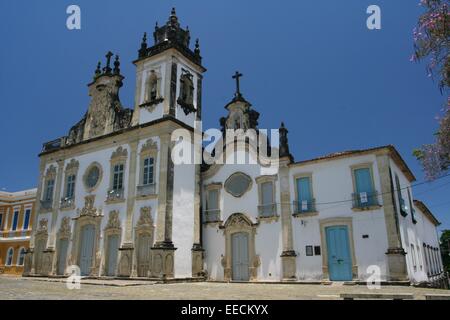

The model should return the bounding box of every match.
[224,172,253,198]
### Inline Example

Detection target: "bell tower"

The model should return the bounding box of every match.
[132,8,206,128]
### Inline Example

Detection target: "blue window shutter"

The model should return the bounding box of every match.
[12,212,19,231]
[354,168,373,194]
[23,210,31,230]
[297,177,312,201]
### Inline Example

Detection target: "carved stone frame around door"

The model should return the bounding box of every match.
[72,214,103,277]
[319,217,358,281]
[222,213,260,281]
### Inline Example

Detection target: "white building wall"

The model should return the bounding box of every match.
[172,161,196,278]
[289,154,390,280]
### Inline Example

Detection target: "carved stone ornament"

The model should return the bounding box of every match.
[77,195,100,217]
[59,217,71,238]
[141,138,158,153]
[137,207,153,226]
[224,213,253,228]
[45,165,57,179]
[37,219,48,234]
[111,146,128,160]
[106,210,121,229]
[65,159,80,172]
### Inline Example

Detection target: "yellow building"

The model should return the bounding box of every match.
[0,189,36,275]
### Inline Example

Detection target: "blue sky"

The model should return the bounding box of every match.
[0,1,448,231]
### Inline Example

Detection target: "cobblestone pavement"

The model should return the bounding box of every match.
[0,275,448,300]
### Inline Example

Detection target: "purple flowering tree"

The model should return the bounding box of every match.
[412,0,450,180]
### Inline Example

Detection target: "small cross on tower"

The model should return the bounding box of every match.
[232,71,243,98]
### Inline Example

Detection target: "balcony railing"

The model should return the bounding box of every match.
[40,199,53,210]
[107,188,125,202]
[258,203,277,218]
[136,184,157,197]
[203,209,221,223]
[293,199,316,214]
[60,197,75,209]
[352,191,379,209]
[42,136,66,152]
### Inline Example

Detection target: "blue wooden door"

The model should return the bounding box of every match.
[232,232,249,281]
[137,234,151,277]
[106,235,119,276]
[326,226,352,281]
[79,224,95,276]
[57,239,69,275]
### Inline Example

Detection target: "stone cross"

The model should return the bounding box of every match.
[232,71,243,97]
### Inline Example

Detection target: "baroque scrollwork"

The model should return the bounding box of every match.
[77,195,101,218]
[106,210,121,230]
[59,217,72,238]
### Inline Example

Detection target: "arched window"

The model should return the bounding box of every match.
[6,247,14,266]
[17,247,25,266]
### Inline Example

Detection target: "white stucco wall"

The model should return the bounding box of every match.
[289,154,390,280]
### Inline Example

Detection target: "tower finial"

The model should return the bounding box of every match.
[113,55,120,75]
[194,38,201,56]
[171,7,176,16]
[279,121,292,161]
[94,61,102,78]
[103,51,113,74]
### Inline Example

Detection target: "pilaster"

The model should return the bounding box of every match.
[376,153,408,281]
[279,158,297,280]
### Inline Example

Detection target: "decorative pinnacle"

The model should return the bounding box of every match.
[155,21,159,30]
[94,61,102,78]
[194,38,200,55]
[171,7,176,16]
[113,55,120,75]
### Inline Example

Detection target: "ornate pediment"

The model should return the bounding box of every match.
[59,217,71,238]
[77,195,101,218]
[65,159,80,173]
[106,210,121,230]
[224,213,253,228]
[137,207,153,227]
[141,138,158,153]
[111,146,128,160]
[45,165,57,179]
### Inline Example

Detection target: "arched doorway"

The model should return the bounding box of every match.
[223,213,258,281]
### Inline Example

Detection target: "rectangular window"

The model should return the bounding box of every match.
[143,157,155,185]
[314,246,321,256]
[206,189,219,211]
[395,174,407,216]
[0,213,3,230]
[113,164,124,190]
[12,211,19,231]
[259,181,275,216]
[45,179,55,201]
[417,245,423,270]
[305,246,313,256]
[66,175,76,199]
[205,189,220,222]
[354,167,375,207]
[23,209,31,230]
[296,176,314,212]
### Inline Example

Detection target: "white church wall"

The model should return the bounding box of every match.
[172,162,196,278]
[202,148,282,281]
[203,226,225,281]
[289,153,390,280]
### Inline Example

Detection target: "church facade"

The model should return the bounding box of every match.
[24,9,444,285]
